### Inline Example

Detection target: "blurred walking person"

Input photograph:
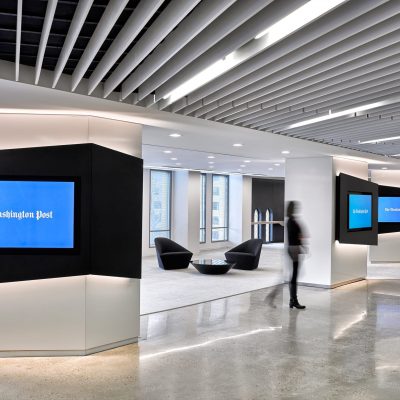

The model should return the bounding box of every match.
[286,201,306,309]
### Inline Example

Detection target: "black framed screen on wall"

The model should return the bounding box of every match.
[336,173,378,245]
[0,176,80,254]
[0,143,143,283]
[378,185,400,234]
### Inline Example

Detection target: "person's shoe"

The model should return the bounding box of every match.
[289,299,306,309]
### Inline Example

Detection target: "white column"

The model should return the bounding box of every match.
[229,175,252,246]
[173,170,200,255]
[285,156,368,288]
[142,169,152,257]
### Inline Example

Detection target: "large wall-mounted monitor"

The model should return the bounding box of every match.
[336,173,378,245]
[378,197,400,223]
[0,177,79,253]
[347,192,372,231]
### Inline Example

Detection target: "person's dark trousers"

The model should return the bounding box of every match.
[289,261,299,301]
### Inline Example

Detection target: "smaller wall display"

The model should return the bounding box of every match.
[377,185,400,234]
[378,197,400,223]
[347,193,372,231]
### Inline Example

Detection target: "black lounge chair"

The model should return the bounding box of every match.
[154,237,193,270]
[225,239,263,270]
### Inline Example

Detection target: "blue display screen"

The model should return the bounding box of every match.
[348,193,372,230]
[0,180,75,248]
[378,197,400,223]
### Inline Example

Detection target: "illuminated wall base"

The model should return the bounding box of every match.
[0,275,140,357]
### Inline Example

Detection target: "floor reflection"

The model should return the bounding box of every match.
[0,281,400,400]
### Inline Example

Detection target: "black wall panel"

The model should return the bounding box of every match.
[91,145,143,279]
[252,178,284,243]
[336,173,378,245]
[0,143,142,283]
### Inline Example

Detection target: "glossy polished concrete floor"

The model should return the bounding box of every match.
[1,280,400,400]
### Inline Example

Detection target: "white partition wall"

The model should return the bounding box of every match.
[370,170,400,263]
[173,170,201,255]
[229,175,252,246]
[285,157,368,288]
[0,113,142,356]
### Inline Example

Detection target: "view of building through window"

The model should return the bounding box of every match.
[212,174,229,241]
[149,170,171,246]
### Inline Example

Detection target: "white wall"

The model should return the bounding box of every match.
[285,156,368,287]
[0,113,142,355]
[370,170,400,262]
[285,157,333,287]
[173,171,200,254]
[229,175,252,245]
[0,114,141,157]
[142,169,153,257]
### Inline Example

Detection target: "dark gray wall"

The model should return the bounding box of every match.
[252,178,284,243]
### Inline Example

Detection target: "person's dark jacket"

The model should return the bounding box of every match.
[287,216,303,246]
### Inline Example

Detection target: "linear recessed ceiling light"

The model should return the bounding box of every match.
[274,163,280,166]
[169,133,181,138]
[207,156,215,159]
[208,161,214,164]
[233,143,243,147]
[268,168,273,171]
[244,160,251,163]
[240,164,246,167]
[390,154,400,157]
[287,101,388,129]
[163,150,172,154]
[162,0,346,105]
[358,135,400,144]
[171,157,178,161]
[255,0,345,40]
[381,167,388,170]
[281,150,290,154]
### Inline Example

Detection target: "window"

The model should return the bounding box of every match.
[265,209,273,243]
[149,170,171,247]
[212,174,229,241]
[253,209,262,239]
[200,173,206,243]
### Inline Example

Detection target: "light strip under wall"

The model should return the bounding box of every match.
[163,0,346,104]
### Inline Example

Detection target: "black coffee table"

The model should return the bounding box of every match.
[191,259,234,275]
